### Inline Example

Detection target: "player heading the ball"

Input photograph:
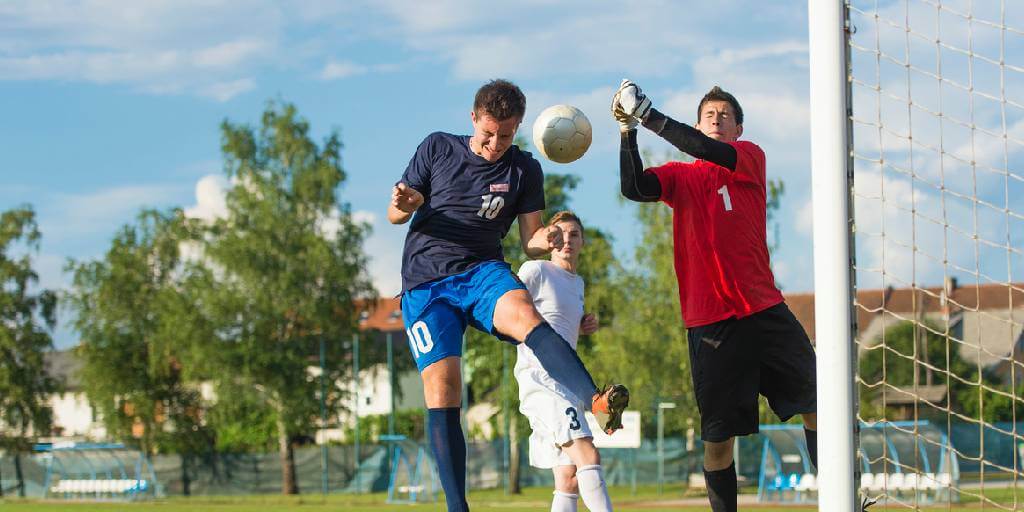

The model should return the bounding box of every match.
[389,79,629,512]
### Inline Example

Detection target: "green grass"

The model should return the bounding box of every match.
[1,484,1021,511]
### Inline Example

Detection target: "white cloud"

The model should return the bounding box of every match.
[184,174,230,222]
[198,78,256,102]
[0,1,281,98]
[41,184,186,239]
[193,38,269,68]
[357,0,792,80]
[352,210,376,225]
[320,60,367,80]
[362,223,404,297]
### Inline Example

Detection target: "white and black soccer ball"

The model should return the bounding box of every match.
[531,104,592,164]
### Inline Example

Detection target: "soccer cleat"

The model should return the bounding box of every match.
[591,384,630,434]
[860,496,878,511]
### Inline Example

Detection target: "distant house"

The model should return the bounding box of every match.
[787,280,1024,361]
[785,279,1024,415]
[42,350,107,441]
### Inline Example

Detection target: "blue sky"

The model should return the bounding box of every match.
[2,1,1021,348]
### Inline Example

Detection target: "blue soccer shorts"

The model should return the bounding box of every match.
[401,260,527,372]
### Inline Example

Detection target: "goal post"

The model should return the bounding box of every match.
[809,1,859,511]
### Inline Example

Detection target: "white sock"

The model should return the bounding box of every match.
[576,465,613,512]
[551,490,578,512]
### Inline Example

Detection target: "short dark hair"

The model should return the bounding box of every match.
[548,210,584,233]
[697,86,744,125]
[474,79,526,121]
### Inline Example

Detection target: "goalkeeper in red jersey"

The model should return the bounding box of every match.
[612,80,818,512]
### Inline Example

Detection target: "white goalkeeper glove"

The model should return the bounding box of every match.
[611,96,638,132]
[615,79,653,123]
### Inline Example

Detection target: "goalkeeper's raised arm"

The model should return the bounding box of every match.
[615,79,739,169]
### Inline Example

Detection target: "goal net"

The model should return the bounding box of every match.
[845,0,1024,509]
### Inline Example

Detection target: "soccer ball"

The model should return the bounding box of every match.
[532,105,592,164]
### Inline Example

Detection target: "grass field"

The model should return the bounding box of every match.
[2,484,1022,512]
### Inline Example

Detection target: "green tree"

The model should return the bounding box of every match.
[859,319,1024,424]
[0,206,59,497]
[66,210,211,459]
[182,101,375,494]
[858,320,973,421]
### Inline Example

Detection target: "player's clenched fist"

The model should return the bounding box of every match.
[392,182,424,213]
[580,313,599,335]
[545,223,564,252]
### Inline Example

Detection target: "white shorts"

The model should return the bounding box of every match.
[516,368,593,469]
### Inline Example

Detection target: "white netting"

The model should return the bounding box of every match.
[848,0,1024,509]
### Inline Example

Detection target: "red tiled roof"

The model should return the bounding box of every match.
[355,297,404,332]
[784,282,1024,341]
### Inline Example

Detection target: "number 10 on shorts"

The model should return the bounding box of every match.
[406,321,435,358]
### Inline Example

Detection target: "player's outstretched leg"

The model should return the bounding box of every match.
[493,290,598,398]
[522,321,598,399]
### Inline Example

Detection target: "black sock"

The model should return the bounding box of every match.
[428,408,468,512]
[704,463,737,512]
[524,322,598,402]
[805,428,818,470]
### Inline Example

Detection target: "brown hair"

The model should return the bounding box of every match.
[697,85,744,125]
[474,79,527,121]
[548,210,584,233]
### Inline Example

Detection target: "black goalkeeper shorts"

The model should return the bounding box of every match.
[686,302,817,443]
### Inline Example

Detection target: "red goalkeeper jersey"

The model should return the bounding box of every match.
[650,140,783,327]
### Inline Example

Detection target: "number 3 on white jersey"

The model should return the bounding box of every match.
[406,321,434,358]
[717,185,733,212]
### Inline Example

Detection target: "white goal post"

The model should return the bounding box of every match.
[809,1,859,510]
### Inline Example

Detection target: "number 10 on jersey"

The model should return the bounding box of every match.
[477,194,505,219]
[406,321,434,357]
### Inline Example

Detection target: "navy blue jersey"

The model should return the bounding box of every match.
[400,132,545,292]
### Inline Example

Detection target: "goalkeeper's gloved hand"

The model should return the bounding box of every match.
[615,79,653,123]
[611,94,639,132]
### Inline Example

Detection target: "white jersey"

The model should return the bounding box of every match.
[514,260,592,468]
[514,260,586,375]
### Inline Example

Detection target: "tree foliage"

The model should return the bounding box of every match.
[859,319,1023,423]
[0,206,59,496]
[180,101,375,493]
[66,210,210,456]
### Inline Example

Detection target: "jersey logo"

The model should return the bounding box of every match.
[490,183,509,192]
[701,336,723,349]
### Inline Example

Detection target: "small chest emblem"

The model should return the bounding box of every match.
[490,183,509,192]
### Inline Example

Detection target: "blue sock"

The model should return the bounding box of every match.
[428,407,468,512]
[524,322,598,403]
